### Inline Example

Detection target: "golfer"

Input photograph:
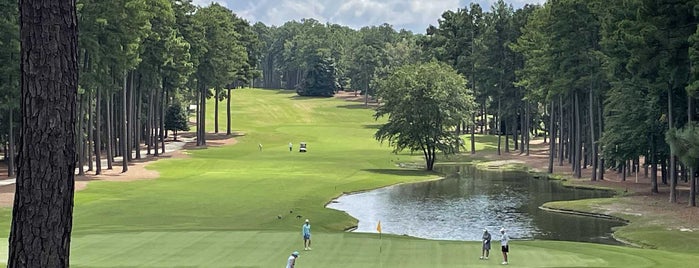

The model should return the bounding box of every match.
[500,228,510,265]
[480,228,491,260]
[302,219,312,250]
[289,142,293,151]
[286,251,299,268]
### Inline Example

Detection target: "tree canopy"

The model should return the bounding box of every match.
[374,61,476,170]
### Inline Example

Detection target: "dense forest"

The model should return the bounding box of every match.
[1,0,698,205]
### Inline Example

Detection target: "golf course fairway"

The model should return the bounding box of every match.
[0,89,697,267]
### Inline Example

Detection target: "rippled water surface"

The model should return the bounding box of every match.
[326,165,625,244]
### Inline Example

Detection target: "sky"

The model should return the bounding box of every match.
[192,0,546,33]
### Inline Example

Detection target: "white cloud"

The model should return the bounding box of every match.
[192,0,546,32]
[192,0,228,8]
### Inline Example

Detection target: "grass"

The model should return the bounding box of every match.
[543,197,699,254]
[0,88,698,267]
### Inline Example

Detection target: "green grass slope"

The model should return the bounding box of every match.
[0,89,696,267]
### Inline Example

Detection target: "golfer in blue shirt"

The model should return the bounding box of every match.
[302,219,312,250]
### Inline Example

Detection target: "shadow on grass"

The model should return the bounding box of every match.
[289,95,333,100]
[363,124,382,129]
[336,104,374,110]
[362,168,432,176]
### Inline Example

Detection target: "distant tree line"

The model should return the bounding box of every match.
[425,0,699,205]
[0,0,260,177]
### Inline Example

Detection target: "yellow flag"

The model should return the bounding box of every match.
[376,221,382,233]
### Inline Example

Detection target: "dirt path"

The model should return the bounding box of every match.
[478,139,699,231]
[0,132,238,207]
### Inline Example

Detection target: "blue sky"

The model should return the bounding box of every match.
[192,0,545,33]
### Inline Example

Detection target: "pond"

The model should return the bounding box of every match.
[326,165,625,244]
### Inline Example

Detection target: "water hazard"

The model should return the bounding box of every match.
[326,165,625,244]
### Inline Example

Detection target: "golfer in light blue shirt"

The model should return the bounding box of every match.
[302,219,312,250]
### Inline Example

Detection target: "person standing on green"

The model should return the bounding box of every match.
[480,228,491,260]
[500,228,510,265]
[302,219,312,250]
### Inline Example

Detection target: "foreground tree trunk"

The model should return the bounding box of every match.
[9,0,78,266]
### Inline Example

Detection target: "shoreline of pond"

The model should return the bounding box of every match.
[326,161,628,244]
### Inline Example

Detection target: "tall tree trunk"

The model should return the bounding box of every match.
[597,96,604,180]
[470,113,476,154]
[106,93,113,169]
[77,94,85,175]
[651,140,659,194]
[690,167,696,207]
[512,114,518,152]
[199,82,207,146]
[669,88,677,203]
[154,87,160,156]
[558,95,564,166]
[227,88,232,135]
[364,79,369,106]
[114,91,120,158]
[146,89,153,155]
[8,108,15,177]
[525,102,531,155]
[214,87,219,133]
[520,106,525,154]
[134,75,142,160]
[589,89,597,181]
[497,97,502,155]
[9,0,78,264]
[87,92,93,171]
[574,92,582,178]
[662,158,667,185]
[690,96,695,206]
[196,89,201,146]
[482,101,487,134]
[548,100,555,174]
[94,88,102,175]
[126,71,133,162]
[121,72,129,173]
[505,120,510,153]
[160,83,166,153]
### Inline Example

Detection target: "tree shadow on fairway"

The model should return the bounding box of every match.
[336,104,374,110]
[363,124,382,129]
[362,168,432,177]
[289,95,333,100]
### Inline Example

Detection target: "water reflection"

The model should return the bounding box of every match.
[326,165,625,244]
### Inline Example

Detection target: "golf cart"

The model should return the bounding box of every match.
[299,142,307,153]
